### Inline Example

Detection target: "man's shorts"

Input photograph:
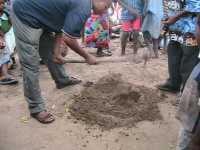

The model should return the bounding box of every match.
[121,17,141,32]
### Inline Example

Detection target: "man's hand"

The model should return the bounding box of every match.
[163,11,189,26]
[53,54,66,64]
[53,33,66,64]
[85,54,97,65]
[163,16,177,25]
[63,35,97,65]
[53,46,68,64]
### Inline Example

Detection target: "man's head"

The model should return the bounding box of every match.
[0,0,5,12]
[92,0,112,14]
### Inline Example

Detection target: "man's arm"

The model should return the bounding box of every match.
[52,33,65,64]
[53,33,97,65]
[163,11,189,25]
[118,0,139,17]
[54,6,97,65]
[62,35,97,65]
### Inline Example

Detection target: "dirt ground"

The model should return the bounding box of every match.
[0,39,180,150]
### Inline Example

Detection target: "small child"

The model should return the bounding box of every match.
[84,12,112,57]
[0,0,17,85]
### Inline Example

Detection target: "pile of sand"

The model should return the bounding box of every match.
[69,74,164,130]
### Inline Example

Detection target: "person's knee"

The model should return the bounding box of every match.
[20,57,40,73]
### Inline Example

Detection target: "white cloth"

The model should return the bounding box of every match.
[5,27,16,54]
[0,45,10,66]
[0,27,16,66]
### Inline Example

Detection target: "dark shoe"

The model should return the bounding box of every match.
[0,78,18,85]
[56,77,82,89]
[157,82,180,93]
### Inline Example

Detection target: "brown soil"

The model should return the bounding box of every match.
[69,73,164,130]
[0,39,179,150]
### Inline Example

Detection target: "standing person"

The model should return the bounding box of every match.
[12,0,112,124]
[0,0,17,85]
[84,12,112,57]
[158,0,199,93]
[141,0,163,58]
[118,0,145,56]
[168,1,200,149]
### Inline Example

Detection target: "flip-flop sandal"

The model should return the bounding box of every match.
[0,78,18,85]
[31,111,55,124]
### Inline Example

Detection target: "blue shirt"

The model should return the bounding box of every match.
[167,0,185,32]
[13,0,91,38]
[185,0,200,12]
[141,0,163,39]
[181,17,197,34]
[181,0,200,34]
[167,0,196,34]
[120,0,144,21]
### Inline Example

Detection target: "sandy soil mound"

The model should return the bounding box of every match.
[69,74,164,130]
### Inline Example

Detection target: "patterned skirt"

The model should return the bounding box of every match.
[84,14,110,49]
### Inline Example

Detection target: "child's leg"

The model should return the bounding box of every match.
[120,21,132,55]
[105,41,112,55]
[1,63,10,78]
[132,17,142,54]
[131,30,139,54]
[0,66,2,77]
[120,31,129,55]
[152,38,159,58]
[0,63,18,85]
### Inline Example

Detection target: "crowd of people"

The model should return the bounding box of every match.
[1,0,200,149]
[0,0,17,85]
